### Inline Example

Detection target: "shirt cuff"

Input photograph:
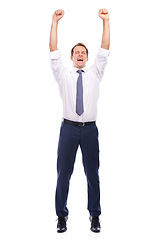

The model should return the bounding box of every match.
[49,49,61,59]
[98,47,110,56]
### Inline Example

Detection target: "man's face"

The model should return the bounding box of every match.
[71,46,88,69]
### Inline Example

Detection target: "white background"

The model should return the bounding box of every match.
[0,0,160,239]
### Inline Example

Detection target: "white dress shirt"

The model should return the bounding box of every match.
[50,47,110,122]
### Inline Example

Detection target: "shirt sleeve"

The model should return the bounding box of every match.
[49,49,67,84]
[90,47,110,81]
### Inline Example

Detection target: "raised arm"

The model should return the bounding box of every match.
[49,9,64,52]
[99,9,110,50]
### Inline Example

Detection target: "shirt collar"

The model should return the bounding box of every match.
[72,66,87,74]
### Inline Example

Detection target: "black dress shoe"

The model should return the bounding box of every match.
[90,216,101,233]
[57,216,68,233]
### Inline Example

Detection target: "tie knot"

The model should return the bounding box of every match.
[77,70,84,74]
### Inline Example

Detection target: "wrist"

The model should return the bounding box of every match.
[103,19,110,23]
[51,20,58,27]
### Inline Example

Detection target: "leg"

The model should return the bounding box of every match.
[56,122,79,217]
[80,125,101,217]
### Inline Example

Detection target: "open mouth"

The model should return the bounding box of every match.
[77,59,83,62]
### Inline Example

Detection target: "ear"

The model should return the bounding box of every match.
[71,56,73,61]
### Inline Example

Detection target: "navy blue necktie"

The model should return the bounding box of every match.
[76,70,84,116]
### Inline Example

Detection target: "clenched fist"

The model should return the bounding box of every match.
[52,9,64,23]
[99,9,109,21]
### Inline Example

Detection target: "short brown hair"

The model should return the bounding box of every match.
[71,43,88,57]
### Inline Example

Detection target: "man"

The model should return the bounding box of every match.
[49,8,110,233]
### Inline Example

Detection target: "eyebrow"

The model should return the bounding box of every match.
[75,51,86,54]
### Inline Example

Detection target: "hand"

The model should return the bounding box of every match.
[99,9,109,21]
[52,9,64,23]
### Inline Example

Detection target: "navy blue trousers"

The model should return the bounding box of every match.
[55,121,101,217]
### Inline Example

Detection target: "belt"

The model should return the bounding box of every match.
[64,119,96,127]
